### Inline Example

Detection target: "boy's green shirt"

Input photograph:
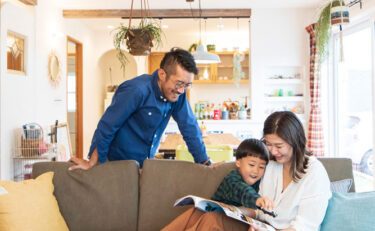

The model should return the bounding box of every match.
[211,169,261,209]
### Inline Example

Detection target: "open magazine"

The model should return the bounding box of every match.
[174,195,275,231]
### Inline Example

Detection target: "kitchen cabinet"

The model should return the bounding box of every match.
[149,51,250,84]
[194,51,250,84]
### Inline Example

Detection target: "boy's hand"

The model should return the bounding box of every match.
[255,197,274,211]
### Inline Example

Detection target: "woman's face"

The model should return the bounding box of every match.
[264,134,293,165]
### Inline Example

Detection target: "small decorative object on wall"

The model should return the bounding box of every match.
[113,0,162,73]
[48,52,61,87]
[315,0,349,63]
[7,31,25,74]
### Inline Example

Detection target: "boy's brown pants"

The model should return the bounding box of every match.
[161,208,249,231]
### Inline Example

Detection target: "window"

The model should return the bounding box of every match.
[7,31,25,73]
[324,23,374,192]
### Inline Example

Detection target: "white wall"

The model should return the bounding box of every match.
[0,1,36,180]
[251,8,313,121]
[0,0,98,179]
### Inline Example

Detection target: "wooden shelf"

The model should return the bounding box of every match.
[193,79,213,84]
[215,79,249,84]
[264,79,302,84]
[264,96,304,102]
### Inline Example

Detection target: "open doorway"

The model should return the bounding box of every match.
[67,36,83,159]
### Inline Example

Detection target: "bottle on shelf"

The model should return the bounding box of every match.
[200,121,208,137]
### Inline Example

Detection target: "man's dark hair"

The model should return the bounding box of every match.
[235,138,269,164]
[160,47,198,79]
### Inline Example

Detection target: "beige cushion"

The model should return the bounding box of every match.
[138,159,236,231]
[32,160,139,231]
[0,172,69,231]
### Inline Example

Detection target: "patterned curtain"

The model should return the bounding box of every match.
[305,24,325,156]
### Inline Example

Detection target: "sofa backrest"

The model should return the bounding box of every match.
[32,160,139,231]
[137,157,355,231]
[138,159,237,231]
[31,157,355,231]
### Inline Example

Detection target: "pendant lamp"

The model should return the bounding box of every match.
[192,0,220,64]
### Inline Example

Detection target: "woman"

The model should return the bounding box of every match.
[163,111,331,231]
[251,111,332,231]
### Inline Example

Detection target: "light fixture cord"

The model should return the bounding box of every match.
[128,0,134,29]
[199,0,202,44]
[204,18,207,46]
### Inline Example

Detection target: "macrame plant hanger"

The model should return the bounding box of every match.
[330,0,349,62]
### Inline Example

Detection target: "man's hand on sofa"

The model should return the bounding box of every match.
[210,161,225,167]
[68,149,98,170]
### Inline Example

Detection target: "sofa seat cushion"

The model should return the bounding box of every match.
[138,159,236,231]
[0,172,69,231]
[32,160,139,231]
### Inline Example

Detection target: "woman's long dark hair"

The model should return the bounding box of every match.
[263,111,311,182]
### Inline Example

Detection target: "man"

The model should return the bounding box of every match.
[70,48,212,170]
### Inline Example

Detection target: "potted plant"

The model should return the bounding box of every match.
[113,18,162,72]
[315,0,347,63]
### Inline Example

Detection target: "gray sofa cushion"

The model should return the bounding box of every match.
[32,160,139,231]
[137,159,237,231]
[318,157,355,192]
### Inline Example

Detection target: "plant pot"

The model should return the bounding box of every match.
[206,44,216,52]
[126,29,154,56]
[330,5,349,26]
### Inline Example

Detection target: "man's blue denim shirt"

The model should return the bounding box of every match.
[88,70,207,167]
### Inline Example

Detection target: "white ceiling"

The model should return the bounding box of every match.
[56,0,325,32]
[53,0,323,10]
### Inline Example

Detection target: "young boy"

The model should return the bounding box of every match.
[212,138,274,211]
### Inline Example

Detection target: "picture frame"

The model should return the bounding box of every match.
[51,122,72,161]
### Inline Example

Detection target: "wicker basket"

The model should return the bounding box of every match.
[21,123,44,157]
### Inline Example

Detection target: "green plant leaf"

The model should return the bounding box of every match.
[315,0,344,63]
[112,19,163,77]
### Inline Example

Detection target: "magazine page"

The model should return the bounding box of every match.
[174,195,222,212]
[215,202,275,231]
[174,195,275,231]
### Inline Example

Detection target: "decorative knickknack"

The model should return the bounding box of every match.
[113,0,162,72]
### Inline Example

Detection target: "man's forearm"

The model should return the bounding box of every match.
[89,149,99,167]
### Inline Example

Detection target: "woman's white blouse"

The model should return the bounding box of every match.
[257,157,332,231]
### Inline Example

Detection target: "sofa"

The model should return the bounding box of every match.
[31,157,355,231]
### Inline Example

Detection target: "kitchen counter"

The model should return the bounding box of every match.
[158,133,241,155]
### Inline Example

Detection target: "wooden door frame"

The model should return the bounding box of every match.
[66,36,83,159]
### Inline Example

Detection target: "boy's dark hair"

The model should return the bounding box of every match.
[160,47,198,79]
[235,138,269,164]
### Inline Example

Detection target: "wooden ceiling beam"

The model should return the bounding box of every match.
[63,9,251,19]
[19,0,37,5]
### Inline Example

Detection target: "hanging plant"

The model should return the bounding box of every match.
[112,0,162,74]
[113,19,162,70]
[315,0,346,63]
